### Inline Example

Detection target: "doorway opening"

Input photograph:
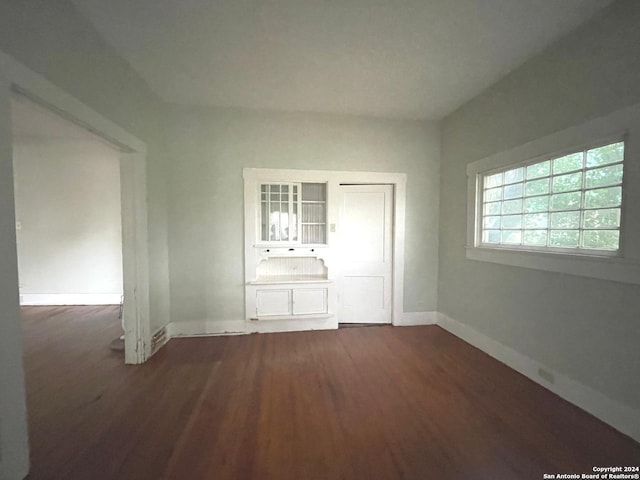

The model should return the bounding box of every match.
[7,83,150,365]
[12,94,125,349]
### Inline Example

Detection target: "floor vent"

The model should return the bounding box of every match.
[151,327,168,354]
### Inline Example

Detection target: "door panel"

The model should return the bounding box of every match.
[256,289,291,316]
[343,276,385,309]
[338,185,393,324]
[292,288,327,315]
[341,191,387,262]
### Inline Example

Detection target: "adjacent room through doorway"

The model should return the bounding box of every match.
[11,94,125,351]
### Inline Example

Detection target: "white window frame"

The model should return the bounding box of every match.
[466,103,640,286]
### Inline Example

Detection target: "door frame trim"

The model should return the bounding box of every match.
[243,168,406,325]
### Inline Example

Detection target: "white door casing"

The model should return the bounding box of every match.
[338,184,393,324]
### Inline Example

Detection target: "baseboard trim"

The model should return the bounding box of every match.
[436,312,640,443]
[396,311,437,326]
[167,319,246,338]
[246,316,337,334]
[20,293,122,306]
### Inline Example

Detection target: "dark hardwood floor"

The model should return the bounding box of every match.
[21,306,640,480]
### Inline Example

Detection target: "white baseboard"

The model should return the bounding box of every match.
[396,311,438,326]
[436,312,640,443]
[169,313,437,336]
[167,319,246,338]
[246,316,338,334]
[168,316,339,338]
[20,293,123,306]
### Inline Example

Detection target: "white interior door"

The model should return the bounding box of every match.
[338,185,393,324]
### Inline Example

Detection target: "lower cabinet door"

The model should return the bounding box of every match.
[256,289,292,316]
[255,287,328,317]
[292,288,327,315]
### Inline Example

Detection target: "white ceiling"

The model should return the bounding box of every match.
[70,0,612,120]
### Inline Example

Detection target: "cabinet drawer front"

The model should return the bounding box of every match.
[256,290,292,316]
[292,288,327,315]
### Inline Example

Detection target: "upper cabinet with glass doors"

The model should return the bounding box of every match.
[260,182,327,244]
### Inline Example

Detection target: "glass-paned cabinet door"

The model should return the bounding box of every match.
[301,183,327,244]
[259,182,327,244]
[261,183,299,242]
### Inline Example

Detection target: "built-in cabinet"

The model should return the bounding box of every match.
[244,168,406,334]
[245,177,336,333]
[248,250,333,322]
[255,286,328,317]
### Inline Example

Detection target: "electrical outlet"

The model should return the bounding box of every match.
[538,367,555,384]
[15,221,22,230]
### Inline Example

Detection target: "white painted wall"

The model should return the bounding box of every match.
[13,138,123,304]
[439,0,640,418]
[167,108,440,327]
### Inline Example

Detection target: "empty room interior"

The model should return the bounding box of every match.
[1,1,639,479]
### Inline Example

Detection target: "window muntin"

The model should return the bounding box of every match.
[260,182,327,244]
[480,141,624,253]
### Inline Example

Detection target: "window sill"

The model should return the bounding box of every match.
[466,245,640,285]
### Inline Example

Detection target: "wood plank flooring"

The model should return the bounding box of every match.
[21,306,640,480]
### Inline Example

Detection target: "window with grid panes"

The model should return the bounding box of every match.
[480,140,624,253]
[260,182,327,244]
